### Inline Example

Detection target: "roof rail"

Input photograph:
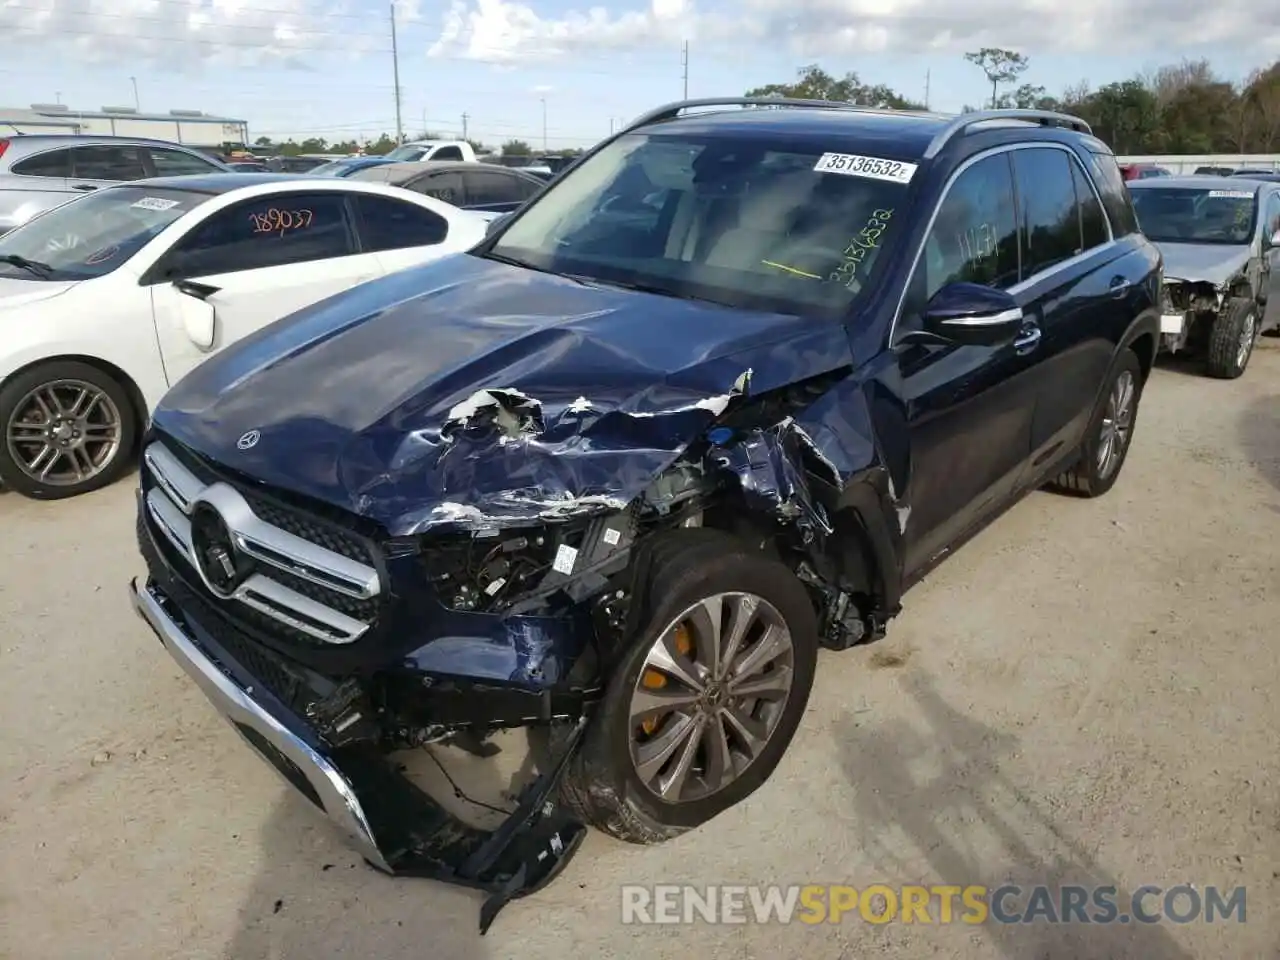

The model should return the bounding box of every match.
[622,96,882,135]
[922,109,1093,159]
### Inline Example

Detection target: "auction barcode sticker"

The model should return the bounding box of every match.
[1208,190,1253,199]
[813,153,918,184]
[132,196,181,211]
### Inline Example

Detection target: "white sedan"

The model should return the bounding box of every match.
[0,174,488,499]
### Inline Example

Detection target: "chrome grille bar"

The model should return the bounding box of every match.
[143,441,379,645]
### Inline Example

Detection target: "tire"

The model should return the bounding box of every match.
[559,528,819,844]
[1205,297,1259,379]
[1049,348,1143,499]
[0,360,138,500]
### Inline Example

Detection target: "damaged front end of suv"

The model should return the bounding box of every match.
[129,251,905,931]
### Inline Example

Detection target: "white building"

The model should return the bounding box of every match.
[0,104,248,150]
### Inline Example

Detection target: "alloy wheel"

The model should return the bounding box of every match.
[1237,310,1257,370]
[628,592,795,804]
[4,379,123,487]
[1095,370,1136,480]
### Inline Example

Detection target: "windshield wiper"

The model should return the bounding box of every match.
[0,254,55,279]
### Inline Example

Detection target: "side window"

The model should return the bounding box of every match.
[1086,151,1138,237]
[10,149,73,178]
[1070,159,1109,250]
[70,145,147,181]
[148,147,220,177]
[352,195,448,251]
[912,152,1019,311]
[463,170,524,206]
[162,193,354,279]
[431,146,465,161]
[1265,194,1280,239]
[409,171,464,205]
[515,175,544,200]
[1013,148,1081,277]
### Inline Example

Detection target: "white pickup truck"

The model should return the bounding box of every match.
[381,140,479,163]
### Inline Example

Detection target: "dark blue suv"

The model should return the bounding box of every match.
[128,98,1162,930]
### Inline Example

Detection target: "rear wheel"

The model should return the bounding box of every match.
[0,360,137,500]
[559,529,819,844]
[1049,348,1143,498]
[1205,297,1258,379]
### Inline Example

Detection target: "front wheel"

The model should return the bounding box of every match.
[1205,297,1259,379]
[559,529,819,844]
[1048,348,1144,498]
[0,360,138,500]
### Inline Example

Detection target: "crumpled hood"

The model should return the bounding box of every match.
[0,277,80,307]
[153,254,853,535]
[1158,243,1253,287]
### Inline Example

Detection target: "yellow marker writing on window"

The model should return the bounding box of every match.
[761,259,822,280]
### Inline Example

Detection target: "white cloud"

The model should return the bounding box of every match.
[0,0,383,68]
[426,0,1280,63]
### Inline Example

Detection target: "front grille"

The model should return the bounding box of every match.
[140,437,383,648]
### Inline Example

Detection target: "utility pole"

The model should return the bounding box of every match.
[540,97,547,152]
[129,76,139,109]
[924,69,931,110]
[55,91,62,105]
[390,2,404,144]
[461,112,469,140]
[608,117,615,135]
[681,41,689,99]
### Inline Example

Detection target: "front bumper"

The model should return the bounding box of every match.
[128,575,588,932]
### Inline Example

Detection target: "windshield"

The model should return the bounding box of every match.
[383,145,428,162]
[0,186,207,281]
[1130,187,1258,245]
[487,131,915,317]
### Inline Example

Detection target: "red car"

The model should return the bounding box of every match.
[1120,163,1170,181]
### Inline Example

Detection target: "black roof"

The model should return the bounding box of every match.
[109,172,309,194]
[643,107,955,161]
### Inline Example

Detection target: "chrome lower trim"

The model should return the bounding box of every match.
[129,577,391,873]
[144,487,369,643]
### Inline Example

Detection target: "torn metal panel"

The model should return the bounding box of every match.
[1159,244,1252,289]
[708,419,834,541]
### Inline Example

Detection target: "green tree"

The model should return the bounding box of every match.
[745,64,925,109]
[964,48,1030,109]
[1073,80,1159,153]
[501,139,532,156]
[364,133,399,155]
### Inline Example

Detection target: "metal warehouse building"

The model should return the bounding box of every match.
[0,104,249,150]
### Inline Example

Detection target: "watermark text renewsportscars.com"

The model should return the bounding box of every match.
[621,884,1246,926]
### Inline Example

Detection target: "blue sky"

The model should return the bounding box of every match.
[2,0,1278,150]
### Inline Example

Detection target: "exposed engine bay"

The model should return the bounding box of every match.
[1159,279,1228,353]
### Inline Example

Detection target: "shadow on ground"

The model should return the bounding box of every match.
[219,733,547,960]
[1238,394,1280,496]
[837,671,1195,959]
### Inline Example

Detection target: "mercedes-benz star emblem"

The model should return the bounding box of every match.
[237,430,261,450]
[190,502,254,598]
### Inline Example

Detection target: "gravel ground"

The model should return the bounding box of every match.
[2,344,1279,960]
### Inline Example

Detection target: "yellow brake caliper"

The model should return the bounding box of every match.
[639,622,694,735]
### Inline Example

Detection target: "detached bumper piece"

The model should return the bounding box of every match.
[129,577,587,934]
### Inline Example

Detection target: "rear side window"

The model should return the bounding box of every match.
[352,194,448,250]
[162,192,355,279]
[410,171,464,205]
[1086,150,1137,237]
[1070,161,1109,250]
[10,148,73,178]
[1012,148,1081,277]
[431,146,465,161]
[71,145,147,181]
[147,147,220,177]
[463,170,525,206]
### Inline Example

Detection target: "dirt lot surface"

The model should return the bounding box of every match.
[3,345,1280,960]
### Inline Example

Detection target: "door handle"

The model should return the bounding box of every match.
[174,279,220,300]
[1013,323,1042,355]
[1109,276,1131,298]
[71,184,97,192]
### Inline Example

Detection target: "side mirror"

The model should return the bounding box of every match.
[922,282,1024,346]
[485,213,510,237]
[1268,229,1280,248]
